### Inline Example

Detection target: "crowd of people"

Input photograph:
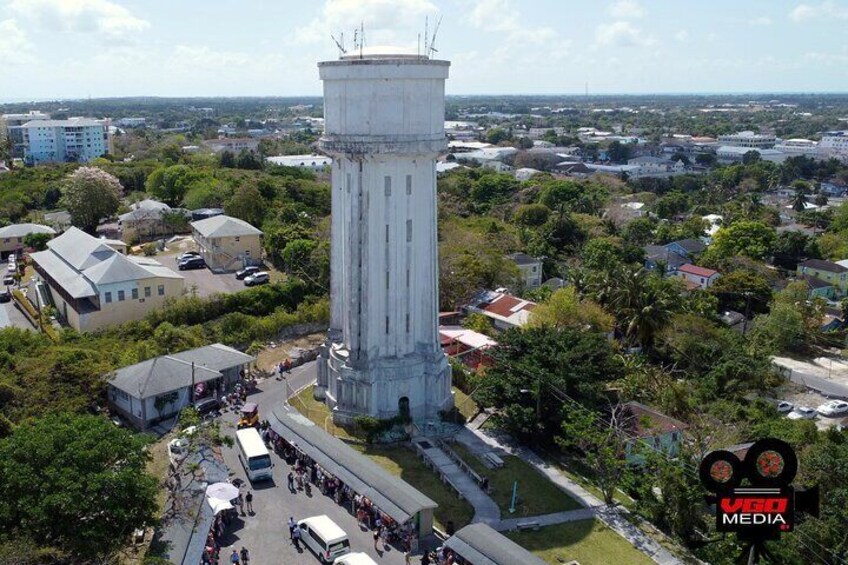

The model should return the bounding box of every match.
[262,426,418,554]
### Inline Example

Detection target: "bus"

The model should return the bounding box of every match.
[236,428,273,482]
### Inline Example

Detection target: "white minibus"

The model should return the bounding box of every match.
[235,428,273,482]
[297,515,351,563]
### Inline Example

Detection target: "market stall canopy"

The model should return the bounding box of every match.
[269,404,437,524]
[205,482,239,501]
[207,497,234,515]
[444,523,548,565]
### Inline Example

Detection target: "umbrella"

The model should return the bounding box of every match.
[206,482,239,501]
[207,497,234,515]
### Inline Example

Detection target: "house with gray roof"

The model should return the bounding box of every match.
[506,252,543,289]
[108,343,255,430]
[118,199,180,242]
[0,223,56,258]
[191,214,263,272]
[30,227,184,332]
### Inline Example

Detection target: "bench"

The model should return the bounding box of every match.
[516,521,540,531]
[484,452,504,469]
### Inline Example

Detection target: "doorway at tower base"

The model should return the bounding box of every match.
[316,342,454,426]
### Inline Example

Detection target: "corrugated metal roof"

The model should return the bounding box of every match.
[0,223,56,239]
[444,523,548,565]
[191,215,262,238]
[269,405,437,524]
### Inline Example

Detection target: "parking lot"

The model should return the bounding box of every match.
[0,296,36,330]
[157,251,254,297]
[217,420,408,565]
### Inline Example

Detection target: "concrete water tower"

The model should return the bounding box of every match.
[315,46,454,424]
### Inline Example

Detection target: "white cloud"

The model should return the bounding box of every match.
[595,21,655,47]
[8,0,149,37]
[0,19,35,64]
[608,0,645,19]
[294,0,437,47]
[790,1,848,22]
[674,30,689,42]
[749,16,773,26]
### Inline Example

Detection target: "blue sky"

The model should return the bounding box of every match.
[2,0,847,99]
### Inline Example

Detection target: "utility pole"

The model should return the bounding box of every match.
[190,362,196,405]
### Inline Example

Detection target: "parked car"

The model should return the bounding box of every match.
[176,250,200,262]
[235,266,260,280]
[194,397,220,418]
[776,401,794,414]
[3,275,15,286]
[334,553,378,565]
[816,399,848,417]
[244,271,270,286]
[0,288,10,303]
[178,256,206,270]
[787,406,817,420]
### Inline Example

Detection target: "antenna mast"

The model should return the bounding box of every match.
[428,15,443,58]
[331,33,347,57]
[424,17,428,57]
[360,21,364,58]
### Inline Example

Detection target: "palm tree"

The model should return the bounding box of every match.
[792,188,809,213]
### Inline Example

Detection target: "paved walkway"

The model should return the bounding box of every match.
[412,439,501,525]
[494,508,595,532]
[457,425,686,565]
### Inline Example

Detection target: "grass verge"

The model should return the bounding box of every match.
[350,443,474,532]
[451,442,581,517]
[507,519,654,565]
[292,384,357,441]
[453,387,479,422]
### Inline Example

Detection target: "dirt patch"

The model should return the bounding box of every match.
[256,332,326,371]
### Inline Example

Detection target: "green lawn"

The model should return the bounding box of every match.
[507,520,654,565]
[292,385,357,441]
[350,444,475,532]
[451,442,581,517]
[453,387,479,422]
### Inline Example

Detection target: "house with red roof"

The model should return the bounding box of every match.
[621,401,688,464]
[465,289,537,331]
[675,263,720,290]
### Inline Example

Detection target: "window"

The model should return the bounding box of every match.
[406,269,410,288]
[386,272,390,289]
[157,285,165,296]
[406,219,412,242]
[118,290,125,301]
[144,286,151,298]
[406,175,412,195]
[235,236,240,242]
[104,292,112,304]
[132,288,138,300]
[384,175,391,196]
[385,224,390,243]
[406,313,410,333]
[385,316,390,334]
[531,266,537,273]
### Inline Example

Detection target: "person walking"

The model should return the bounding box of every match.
[373,526,381,551]
[239,547,249,565]
[236,492,245,516]
[245,491,253,514]
[292,525,302,550]
[230,549,240,564]
[288,516,297,541]
[287,471,295,493]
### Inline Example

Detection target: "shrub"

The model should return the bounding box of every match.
[142,243,157,256]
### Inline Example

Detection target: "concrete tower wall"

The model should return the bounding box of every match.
[316,54,453,424]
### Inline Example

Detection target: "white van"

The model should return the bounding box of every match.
[297,515,351,563]
[334,553,378,565]
[235,428,273,482]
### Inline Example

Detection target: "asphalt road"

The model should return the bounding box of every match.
[216,361,408,565]
[787,368,848,399]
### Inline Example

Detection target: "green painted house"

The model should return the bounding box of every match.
[797,259,848,296]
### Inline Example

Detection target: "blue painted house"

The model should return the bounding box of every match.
[622,401,688,464]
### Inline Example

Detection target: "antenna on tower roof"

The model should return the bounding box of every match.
[331,33,347,57]
[424,17,428,57]
[360,21,365,58]
[428,15,442,58]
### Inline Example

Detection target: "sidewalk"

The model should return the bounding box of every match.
[460,425,686,565]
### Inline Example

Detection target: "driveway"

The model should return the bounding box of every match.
[157,251,255,298]
[0,299,36,330]
[215,362,408,565]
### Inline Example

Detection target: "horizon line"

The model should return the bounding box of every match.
[4,91,848,105]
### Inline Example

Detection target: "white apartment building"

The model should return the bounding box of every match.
[819,131,848,160]
[717,131,776,149]
[772,138,819,157]
[265,154,332,171]
[22,118,109,165]
[1,111,50,158]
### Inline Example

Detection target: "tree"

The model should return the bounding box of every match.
[558,405,630,504]
[513,203,550,227]
[61,167,122,234]
[773,230,821,270]
[0,413,157,559]
[695,153,717,167]
[236,149,262,170]
[752,281,825,353]
[485,128,511,144]
[706,221,776,261]
[145,164,205,206]
[606,140,633,163]
[708,269,773,314]
[219,150,236,168]
[623,217,655,246]
[792,186,810,213]
[742,150,761,165]
[529,286,613,333]
[462,312,493,336]
[22,232,52,251]
[476,326,622,445]
[224,184,266,227]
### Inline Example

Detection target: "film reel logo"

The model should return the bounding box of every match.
[698,438,818,542]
